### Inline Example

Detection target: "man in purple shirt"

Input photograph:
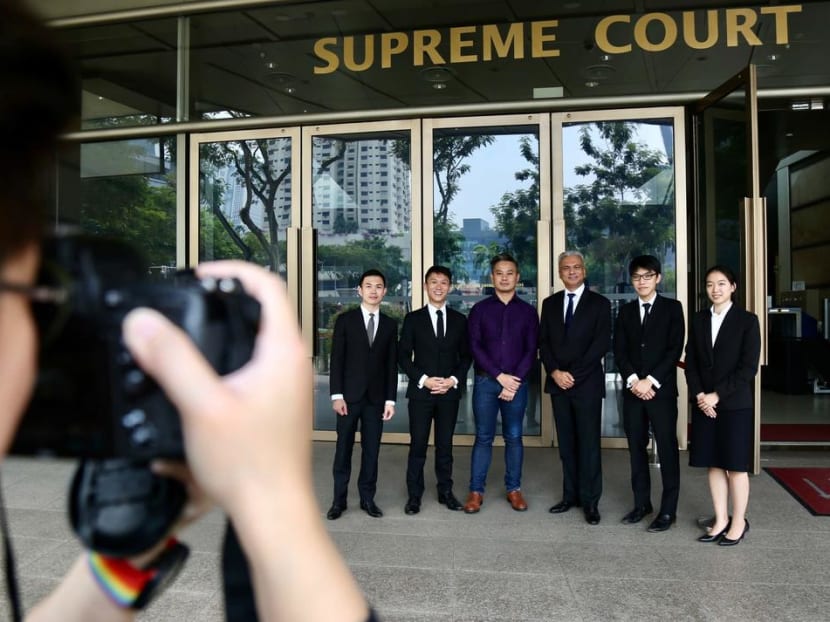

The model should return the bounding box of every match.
[463,253,539,514]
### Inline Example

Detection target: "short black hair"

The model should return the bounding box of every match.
[359,268,386,287]
[629,255,662,276]
[424,265,452,283]
[0,0,78,264]
[490,253,519,272]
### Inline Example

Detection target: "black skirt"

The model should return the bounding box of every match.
[689,406,752,472]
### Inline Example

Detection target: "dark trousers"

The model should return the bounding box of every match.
[332,398,384,505]
[623,397,680,515]
[406,398,460,498]
[222,522,258,622]
[551,392,603,506]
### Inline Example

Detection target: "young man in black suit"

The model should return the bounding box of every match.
[398,266,472,514]
[614,255,686,532]
[540,251,611,525]
[327,269,398,520]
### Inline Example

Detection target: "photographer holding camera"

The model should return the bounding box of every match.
[0,2,371,621]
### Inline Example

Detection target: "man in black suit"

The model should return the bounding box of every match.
[540,251,611,525]
[327,269,398,520]
[614,255,685,532]
[398,266,472,514]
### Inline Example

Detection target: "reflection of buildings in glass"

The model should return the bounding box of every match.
[312,139,411,236]
[217,139,293,232]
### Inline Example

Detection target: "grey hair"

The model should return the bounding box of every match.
[557,250,585,265]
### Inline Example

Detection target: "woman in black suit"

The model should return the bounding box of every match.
[685,265,761,546]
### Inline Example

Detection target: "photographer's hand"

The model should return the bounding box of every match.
[122,260,368,622]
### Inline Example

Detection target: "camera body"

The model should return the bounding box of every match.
[12,231,259,460]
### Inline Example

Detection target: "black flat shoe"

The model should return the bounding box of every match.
[621,503,654,524]
[584,504,600,525]
[647,514,676,533]
[697,519,731,543]
[437,491,463,511]
[359,500,383,518]
[718,519,750,546]
[549,500,577,514]
[326,504,346,520]
[404,497,421,515]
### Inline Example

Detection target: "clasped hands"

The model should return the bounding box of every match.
[696,391,719,418]
[630,378,656,401]
[497,373,522,401]
[425,376,455,395]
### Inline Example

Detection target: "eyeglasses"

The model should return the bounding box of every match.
[0,281,68,304]
[0,280,70,342]
[631,272,657,282]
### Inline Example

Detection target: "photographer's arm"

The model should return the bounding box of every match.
[25,557,134,622]
[122,261,369,622]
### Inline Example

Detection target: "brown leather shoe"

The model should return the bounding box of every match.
[506,489,528,512]
[463,492,483,514]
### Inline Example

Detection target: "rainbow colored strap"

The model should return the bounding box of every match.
[88,543,169,608]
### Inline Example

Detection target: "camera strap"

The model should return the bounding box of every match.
[0,472,23,622]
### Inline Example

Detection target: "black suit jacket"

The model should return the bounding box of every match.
[329,307,398,404]
[613,295,685,400]
[398,306,472,402]
[539,288,611,397]
[684,305,761,411]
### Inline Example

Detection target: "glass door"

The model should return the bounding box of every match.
[189,127,301,284]
[423,115,552,447]
[692,66,766,473]
[552,108,688,449]
[302,121,420,443]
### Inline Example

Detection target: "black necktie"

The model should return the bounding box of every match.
[367,313,375,347]
[642,302,651,330]
[436,309,444,339]
[564,293,575,332]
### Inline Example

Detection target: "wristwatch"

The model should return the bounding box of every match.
[89,538,190,609]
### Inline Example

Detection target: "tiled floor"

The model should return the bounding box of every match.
[2,442,830,621]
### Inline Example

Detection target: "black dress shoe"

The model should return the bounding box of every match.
[697,519,731,543]
[326,504,346,520]
[647,513,676,532]
[549,500,577,514]
[584,505,600,525]
[621,503,654,524]
[718,519,750,546]
[437,491,463,511]
[404,497,421,515]
[359,500,383,518]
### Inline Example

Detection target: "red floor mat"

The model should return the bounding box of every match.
[761,424,830,442]
[765,467,830,516]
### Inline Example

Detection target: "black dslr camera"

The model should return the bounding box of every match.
[12,229,260,460]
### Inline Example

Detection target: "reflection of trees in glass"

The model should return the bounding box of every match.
[80,171,176,270]
[564,122,674,290]
[490,136,540,286]
[200,139,290,271]
[317,237,409,292]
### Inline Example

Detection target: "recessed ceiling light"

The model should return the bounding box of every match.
[432,82,447,90]
[768,53,779,61]
[285,86,296,94]
[585,80,599,88]
[599,54,611,62]
[421,66,453,84]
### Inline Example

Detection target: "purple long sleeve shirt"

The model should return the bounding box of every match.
[467,294,539,381]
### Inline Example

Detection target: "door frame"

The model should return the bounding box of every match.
[551,107,689,450]
[691,66,766,474]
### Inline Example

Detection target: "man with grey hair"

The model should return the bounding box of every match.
[539,251,611,525]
